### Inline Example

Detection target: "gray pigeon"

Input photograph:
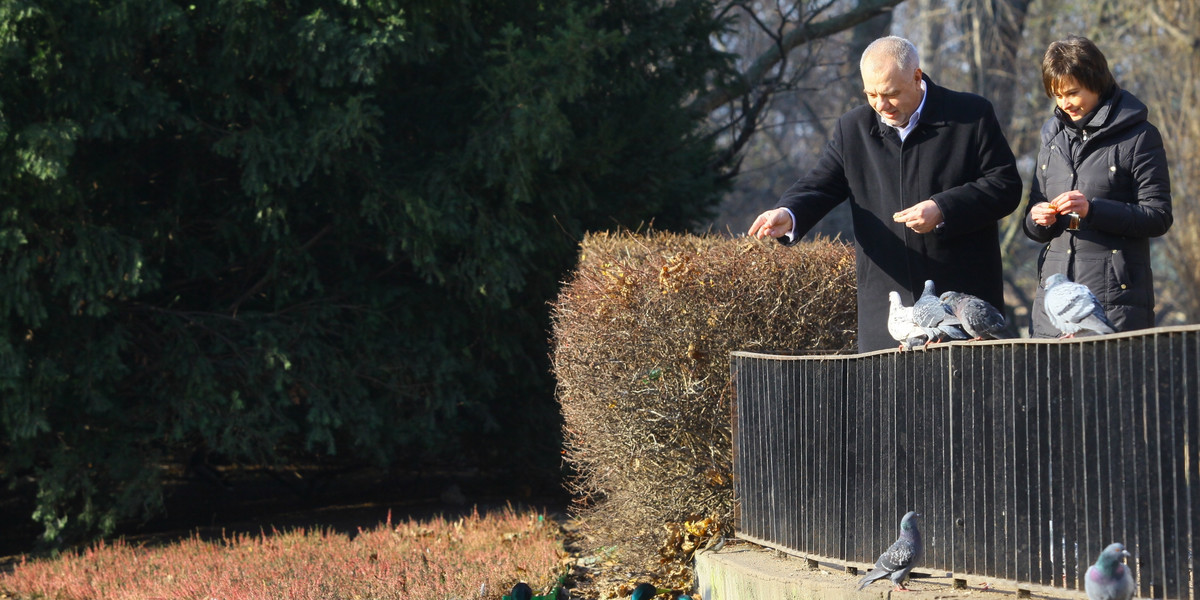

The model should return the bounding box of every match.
[1043,273,1116,337]
[1085,542,1134,600]
[913,280,968,343]
[858,511,923,591]
[887,291,927,350]
[939,291,1008,340]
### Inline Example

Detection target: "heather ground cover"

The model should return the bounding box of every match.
[0,506,565,600]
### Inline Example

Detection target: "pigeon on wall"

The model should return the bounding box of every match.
[1085,542,1135,600]
[1043,273,1116,337]
[858,511,923,591]
[913,280,969,343]
[888,291,928,350]
[939,291,1008,340]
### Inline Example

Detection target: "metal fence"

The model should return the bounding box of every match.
[732,326,1200,599]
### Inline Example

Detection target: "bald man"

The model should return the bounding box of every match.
[749,36,1021,352]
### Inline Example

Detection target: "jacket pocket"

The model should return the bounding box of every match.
[1110,248,1126,287]
[1107,248,1154,309]
[1038,245,1070,288]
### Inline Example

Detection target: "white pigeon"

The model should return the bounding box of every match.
[1043,273,1116,337]
[888,291,927,350]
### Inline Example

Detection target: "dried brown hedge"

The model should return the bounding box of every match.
[551,230,856,592]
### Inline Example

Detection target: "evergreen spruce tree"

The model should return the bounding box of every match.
[0,0,733,542]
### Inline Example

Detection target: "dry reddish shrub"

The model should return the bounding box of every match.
[0,507,563,600]
[552,230,856,594]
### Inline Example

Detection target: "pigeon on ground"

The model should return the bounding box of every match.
[1085,542,1135,600]
[939,291,1008,340]
[508,582,533,600]
[1043,273,1116,337]
[858,511,923,591]
[888,291,928,350]
[631,582,661,600]
[913,280,969,343]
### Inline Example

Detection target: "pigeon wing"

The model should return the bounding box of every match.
[961,297,1006,339]
[1046,282,1115,335]
[858,536,915,589]
[875,536,918,572]
[913,296,947,328]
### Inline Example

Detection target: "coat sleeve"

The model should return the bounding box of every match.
[774,119,852,245]
[929,102,1023,236]
[1084,125,1173,238]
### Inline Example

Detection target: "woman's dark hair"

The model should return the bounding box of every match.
[1041,35,1117,98]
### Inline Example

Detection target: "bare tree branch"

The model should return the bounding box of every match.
[1148,4,1200,47]
[691,0,906,116]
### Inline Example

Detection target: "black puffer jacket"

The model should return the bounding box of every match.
[1023,88,1172,337]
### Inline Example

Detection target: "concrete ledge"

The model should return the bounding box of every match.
[695,543,1086,600]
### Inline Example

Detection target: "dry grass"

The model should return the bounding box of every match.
[552,230,856,596]
[0,506,564,600]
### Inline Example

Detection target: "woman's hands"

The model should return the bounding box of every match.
[1032,190,1090,227]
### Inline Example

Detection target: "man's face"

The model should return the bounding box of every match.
[862,64,924,128]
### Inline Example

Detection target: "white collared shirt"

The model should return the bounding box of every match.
[890,80,928,141]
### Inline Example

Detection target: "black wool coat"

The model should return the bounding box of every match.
[1023,88,1172,337]
[776,75,1023,352]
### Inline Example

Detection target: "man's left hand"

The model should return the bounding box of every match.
[893,199,943,234]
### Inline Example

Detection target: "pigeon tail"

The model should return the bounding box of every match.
[857,568,891,590]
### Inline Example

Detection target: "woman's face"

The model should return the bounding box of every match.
[1052,76,1101,121]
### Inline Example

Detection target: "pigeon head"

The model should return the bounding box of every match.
[939,291,962,306]
[1045,273,1070,288]
[900,511,921,534]
[1095,542,1131,573]
[1086,542,1135,600]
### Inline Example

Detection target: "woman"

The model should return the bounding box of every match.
[1024,35,1172,337]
